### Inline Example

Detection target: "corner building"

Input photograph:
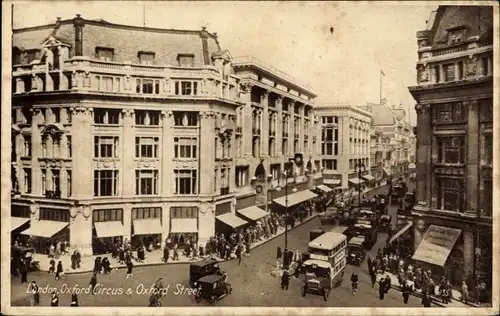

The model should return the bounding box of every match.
[408,6,493,291]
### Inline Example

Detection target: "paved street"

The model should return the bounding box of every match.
[12,181,429,308]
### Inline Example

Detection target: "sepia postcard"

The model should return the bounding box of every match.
[1,1,498,315]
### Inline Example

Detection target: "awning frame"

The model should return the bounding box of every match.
[133,218,163,235]
[389,221,413,244]
[94,221,125,238]
[348,178,365,185]
[21,220,69,238]
[273,190,318,208]
[216,213,248,229]
[236,206,269,222]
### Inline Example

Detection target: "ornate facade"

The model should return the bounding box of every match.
[408,6,493,291]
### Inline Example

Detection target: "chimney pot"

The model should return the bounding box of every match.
[202,26,207,31]
[56,17,61,21]
[76,14,81,18]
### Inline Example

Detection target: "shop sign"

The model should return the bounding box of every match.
[412,225,462,267]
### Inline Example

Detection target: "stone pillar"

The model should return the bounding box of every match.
[298,105,304,154]
[122,203,132,243]
[454,62,460,81]
[439,64,445,83]
[160,203,170,248]
[466,100,479,215]
[276,97,283,155]
[240,83,253,157]
[261,91,269,157]
[462,230,475,280]
[122,109,135,197]
[69,205,92,255]
[198,203,215,246]
[487,57,492,76]
[16,78,25,94]
[161,111,174,196]
[31,109,43,195]
[199,111,215,195]
[288,101,295,156]
[70,106,93,199]
[430,135,439,209]
[60,166,68,198]
[415,104,432,206]
[45,71,54,91]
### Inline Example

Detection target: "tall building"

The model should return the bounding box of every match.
[10,16,321,255]
[408,6,493,291]
[316,104,372,190]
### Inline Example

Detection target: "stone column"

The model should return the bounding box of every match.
[160,203,171,248]
[487,57,492,76]
[439,64,445,83]
[240,83,253,157]
[161,110,174,196]
[276,97,283,155]
[261,91,269,157]
[415,104,432,206]
[198,203,215,246]
[16,78,25,94]
[199,111,215,195]
[121,109,135,197]
[308,110,314,155]
[462,230,475,280]
[466,100,479,215]
[298,105,305,154]
[430,135,439,209]
[122,203,132,243]
[31,109,43,195]
[69,205,92,255]
[455,62,460,81]
[70,106,93,199]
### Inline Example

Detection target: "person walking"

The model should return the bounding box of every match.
[89,272,97,295]
[20,260,28,284]
[55,261,63,281]
[49,258,56,274]
[378,279,385,300]
[384,275,391,294]
[461,280,469,304]
[402,282,410,304]
[70,293,79,306]
[126,259,134,279]
[236,244,242,265]
[281,271,290,290]
[370,270,377,288]
[422,292,432,307]
[172,244,179,261]
[351,272,359,295]
[30,281,40,306]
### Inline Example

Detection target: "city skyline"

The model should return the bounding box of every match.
[12,1,441,126]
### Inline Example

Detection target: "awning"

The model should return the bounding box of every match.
[170,218,198,233]
[273,190,318,208]
[94,221,125,238]
[133,218,162,235]
[412,225,462,267]
[21,221,68,238]
[237,206,269,221]
[316,185,333,193]
[349,178,364,185]
[408,163,416,169]
[323,179,341,185]
[389,221,413,243]
[216,213,248,229]
[362,175,375,181]
[11,217,30,231]
[383,168,392,176]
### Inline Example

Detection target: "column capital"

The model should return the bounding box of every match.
[122,108,134,117]
[70,106,93,116]
[414,103,430,115]
[462,99,478,110]
[260,90,269,101]
[160,110,174,118]
[200,111,215,119]
[276,96,283,104]
[239,82,253,94]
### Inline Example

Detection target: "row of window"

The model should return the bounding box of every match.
[96,47,195,67]
[93,109,199,126]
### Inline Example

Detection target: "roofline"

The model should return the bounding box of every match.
[316,103,372,118]
[13,16,219,41]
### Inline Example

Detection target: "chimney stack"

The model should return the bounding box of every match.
[73,14,84,56]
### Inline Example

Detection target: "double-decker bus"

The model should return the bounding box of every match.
[307,232,347,282]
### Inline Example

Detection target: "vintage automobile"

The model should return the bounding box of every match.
[396,215,408,230]
[189,258,220,286]
[352,219,377,248]
[404,192,415,212]
[300,259,343,301]
[347,236,366,265]
[358,208,375,220]
[320,207,338,225]
[379,214,392,232]
[194,273,232,305]
[338,207,358,227]
[11,246,39,275]
[309,228,325,242]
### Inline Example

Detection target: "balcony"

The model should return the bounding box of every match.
[294,133,299,139]
[45,189,61,199]
[235,126,242,134]
[252,128,261,136]
[220,187,230,196]
[304,135,309,140]
[282,132,288,138]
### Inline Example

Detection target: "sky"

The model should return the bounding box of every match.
[11,1,440,126]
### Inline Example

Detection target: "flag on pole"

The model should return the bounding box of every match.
[381,70,385,76]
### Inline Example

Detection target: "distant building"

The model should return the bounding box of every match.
[316,104,372,190]
[408,5,493,292]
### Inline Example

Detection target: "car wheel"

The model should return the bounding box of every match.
[210,295,217,305]
[323,288,330,301]
[301,286,307,297]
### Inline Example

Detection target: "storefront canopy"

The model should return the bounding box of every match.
[273,190,318,208]
[389,221,413,244]
[323,179,341,185]
[133,218,162,235]
[11,217,30,231]
[170,218,198,233]
[216,213,247,229]
[362,175,375,181]
[94,221,125,238]
[383,168,392,176]
[412,225,462,267]
[316,185,333,193]
[21,221,68,238]
[237,206,269,222]
[349,178,364,185]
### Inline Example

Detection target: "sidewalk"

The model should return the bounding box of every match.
[33,212,319,275]
[377,271,475,308]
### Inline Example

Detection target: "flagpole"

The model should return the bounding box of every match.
[379,71,383,105]
[143,4,146,27]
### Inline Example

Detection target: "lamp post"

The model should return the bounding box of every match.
[355,159,366,207]
[275,158,297,268]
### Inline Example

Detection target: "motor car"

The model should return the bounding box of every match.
[309,228,325,242]
[347,236,366,265]
[300,259,343,301]
[379,214,392,232]
[404,192,415,210]
[11,246,39,275]
[352,219,377,248]
[320,208,338,225]
[194,273,232,305]
[189,258,220,287]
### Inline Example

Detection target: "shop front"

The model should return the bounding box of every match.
[92,208,125,255]
[168,206,199,248]
[131,207,162,250]
[11,204,31,245]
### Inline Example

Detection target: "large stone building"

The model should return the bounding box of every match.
[316,103,372,191]
[408,5,493,292]
[10,16,321,255]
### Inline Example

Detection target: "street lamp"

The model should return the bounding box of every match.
[355,159,366,207]
[275,158,297,268]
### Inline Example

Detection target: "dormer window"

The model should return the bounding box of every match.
[446,26,467,46]
[177,54,194,67]
[138,51,155,65]
[96,47,114,61]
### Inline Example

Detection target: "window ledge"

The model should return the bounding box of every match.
[434,162,466,167]
[133,125,160,128]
